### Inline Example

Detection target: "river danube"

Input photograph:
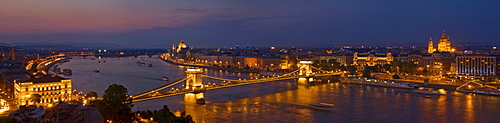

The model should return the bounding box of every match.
[58,56,499,123]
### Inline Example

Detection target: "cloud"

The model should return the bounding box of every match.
[0,0,274,33]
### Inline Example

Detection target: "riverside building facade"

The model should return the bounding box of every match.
[353,52,393,66]
[455,55,496,79]
[14,74,72,106]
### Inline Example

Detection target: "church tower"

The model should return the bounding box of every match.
[427,37,434,53]
[437,31,452,52]
[9,45,15,61]
[0,48,6,61]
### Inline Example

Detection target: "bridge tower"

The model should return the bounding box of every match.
[184,68,205,104]
[298,60,314,84]
[299,61,313,76]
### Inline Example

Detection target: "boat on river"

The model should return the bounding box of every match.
[137,61,153,67]
[309,103,334,107]
[62,69,72,75]
[53,67,61,74]
[307,103,335,110]
[162,77,169,81]
[455,81,500,96]
[93,69,100,73]
[340,78,417,89]
[413,87,444,95]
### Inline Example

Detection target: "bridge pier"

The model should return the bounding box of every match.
[185,68,205,104]
[184,93,205,104]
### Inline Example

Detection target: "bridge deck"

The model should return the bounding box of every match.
[132,73,341,102]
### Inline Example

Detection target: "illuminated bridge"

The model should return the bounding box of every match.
[131,61,342,103]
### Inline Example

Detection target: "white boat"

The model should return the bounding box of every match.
[62,69,72,75]
[455,81,500,96]
[413,88,444,95]
[309,103,334,107]
[307,103,335,110]
[341,78,416,89]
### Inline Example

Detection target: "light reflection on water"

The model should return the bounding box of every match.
[60,57,499,123]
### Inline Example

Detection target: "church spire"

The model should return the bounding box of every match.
[428,37,434,53]
[0,47,6,61]
[441,31,447,39]
[9,45,15,61]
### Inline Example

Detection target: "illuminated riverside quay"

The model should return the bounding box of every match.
[55,55,500,122]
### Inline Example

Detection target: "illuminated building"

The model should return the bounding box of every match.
[455,55,496,79]
[177,39,188,53]
[437,31,452,52]
[428,37,434,53]
[9,45,15,61]
[313,55,352,66]
[14,74,72,106]
[0,49,6,61]
[241,56,285,70]
[171,39,193,61]
[353,52,393,66]
[396,50,456,74]
[427,31,454,53]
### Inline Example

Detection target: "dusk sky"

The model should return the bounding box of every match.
[0,0,499,48]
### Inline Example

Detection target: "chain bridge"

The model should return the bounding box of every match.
[131,61,342,103]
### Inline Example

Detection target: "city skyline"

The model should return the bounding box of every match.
[0,0,499,48]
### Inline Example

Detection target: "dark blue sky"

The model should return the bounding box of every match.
[0,0,499,48]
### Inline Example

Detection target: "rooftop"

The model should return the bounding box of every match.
[22,74,69,83]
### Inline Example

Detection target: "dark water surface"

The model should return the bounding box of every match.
[59,56,500,123]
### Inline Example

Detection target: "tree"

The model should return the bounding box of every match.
[66,99,83,106]
[0,116,18,123]
[312,59,343,71]
[382,64,391,72]
[90,84,135,122]
[347,65,357,75]
[362,66,372,78]
[30,94,41,107]
[390,60,417,75]
[85,91,98,99]
[392,74,401,79]
[136,105,194,123]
